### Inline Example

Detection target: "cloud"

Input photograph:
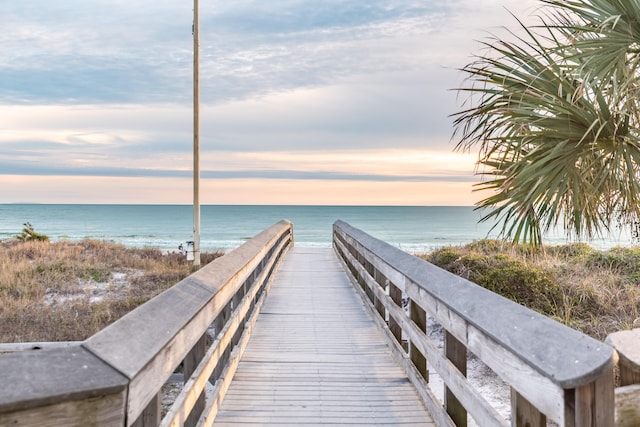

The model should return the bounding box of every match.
[0,0,468,104]
[0,0,541,205]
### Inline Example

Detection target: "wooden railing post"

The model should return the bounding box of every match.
[211,302,232,383]
[373,269,386,319]
[184,333,207,427]
[564,361,614,427]
[410,300,428,381]
[388,281,403,346]
[607,329,640,386]
[445,331,467,427]
[511,389,545,427]
[131,394,161,427]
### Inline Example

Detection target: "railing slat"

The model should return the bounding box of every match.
[511,390,545,427]
[410,300,428,381]
[445,331,467,427]
[183,334,206,427]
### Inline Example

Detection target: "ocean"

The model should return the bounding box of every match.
[0,204,634,253]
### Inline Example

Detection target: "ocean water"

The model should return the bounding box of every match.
[0,204,634,253]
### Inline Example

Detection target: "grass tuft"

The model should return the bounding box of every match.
[423,241,640,340]
[0,239,222,342]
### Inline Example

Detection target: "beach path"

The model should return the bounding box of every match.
[214,246,434,426]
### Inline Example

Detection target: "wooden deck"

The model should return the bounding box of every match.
[214,247,434,426]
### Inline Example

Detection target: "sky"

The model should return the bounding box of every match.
[1,0,540,205]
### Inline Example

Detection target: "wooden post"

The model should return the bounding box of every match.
[131,393,160,427]
[606,329,640,386]
[364,260,375,304]
[373,269,386,319]
[511,389,545,427]
[388,282,403,346]
[445,331,467,427]
[192,0,201,266]
[211,303,232,383]
[184,334,207,427]
[564,358,615,427]
[410,299,428,381]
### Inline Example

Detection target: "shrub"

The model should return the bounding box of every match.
[428,247,461,269]
[428,243,574,319]
[547,243,594,259]
[15,222,49,242]
[0,240,223,342]
[424,239,639,340]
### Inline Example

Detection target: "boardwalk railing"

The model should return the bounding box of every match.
[0,220,293,427]
[333,220,616,427]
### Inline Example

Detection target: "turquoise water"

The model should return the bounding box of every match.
[0,204,633,252]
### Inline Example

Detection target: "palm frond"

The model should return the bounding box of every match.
[452,0,640,246]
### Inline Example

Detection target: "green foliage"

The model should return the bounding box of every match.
[453,0,640,246]
[429,243,568,316]
[547,243,595,259]
[16,222,49,242]
[586,247,640,278]
[85,267,112,283]
[427,247,461,268]
[477,259,563,315]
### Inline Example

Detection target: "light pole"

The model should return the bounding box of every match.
[192,0,201,266]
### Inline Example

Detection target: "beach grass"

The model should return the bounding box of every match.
[423,241,640,340]
[1,238,637,343]
[0,239,222,342]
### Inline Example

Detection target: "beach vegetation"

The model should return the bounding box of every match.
[424,241,640,340]
[453,0,640,247]
[15,222,49,242]
[1,237,635,344]
[0,239,222,342]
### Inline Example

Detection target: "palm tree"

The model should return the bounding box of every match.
[453,0,640,246]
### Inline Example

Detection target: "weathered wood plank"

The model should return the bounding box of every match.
[615,384,640,427]
[606,329,640,386]
[183,334,206,427]
[511,389,545,427]
[0,341,81,353]
[568,357,615,427]
[0,345,127,414]
[410,299,428,381]
[214,247,434,426]
[445,331,467,427]
[467,324,564,424]
[0,393,125,427]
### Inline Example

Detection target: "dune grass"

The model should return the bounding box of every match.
[0,239,221,342]
[1,238,637,344]
[423,241,640,340]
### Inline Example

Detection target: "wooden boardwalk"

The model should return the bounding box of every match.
[214,247,434,426]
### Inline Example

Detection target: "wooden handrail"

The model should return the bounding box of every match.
[0,220,293,427]
[333,220,615,427]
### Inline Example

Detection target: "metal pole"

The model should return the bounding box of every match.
[193,0,201,266]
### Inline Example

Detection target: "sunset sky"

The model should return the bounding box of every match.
[1,0,539,205]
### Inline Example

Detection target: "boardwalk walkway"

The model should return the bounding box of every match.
[214,247,434,426]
